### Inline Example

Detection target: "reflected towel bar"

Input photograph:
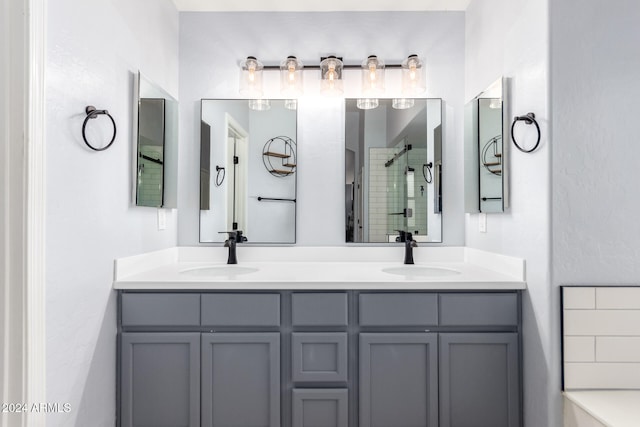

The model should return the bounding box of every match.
[257,197,296,203]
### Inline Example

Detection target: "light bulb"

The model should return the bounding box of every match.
[361,55,385,95]
[280,56,303,96]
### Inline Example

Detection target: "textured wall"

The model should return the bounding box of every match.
[551,1,640,283]
[464,0,553,426]
[45,1,179,425]
[177,11,466,246]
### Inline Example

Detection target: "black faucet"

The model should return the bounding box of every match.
[396,230,418,265]
[220,230,247,264]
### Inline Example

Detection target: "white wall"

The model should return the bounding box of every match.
[464,1,553,426]
[45,1,179,425]
[178,11,466,246]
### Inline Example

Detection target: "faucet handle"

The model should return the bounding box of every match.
[218,230,247,242]
[395,230,407,242]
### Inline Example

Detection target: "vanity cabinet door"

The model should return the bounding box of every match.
[201,332,280,427]
[439,333,520,427]
[359,333,438,427]
[120,332,200,427]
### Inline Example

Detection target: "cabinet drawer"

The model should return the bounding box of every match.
[359,293,438,326]
[292,293,348,326]
[121,293,200,327]
[201,293,280,327]
[292,389,348,427]
[292,333,348,382]
[439,293,518,326]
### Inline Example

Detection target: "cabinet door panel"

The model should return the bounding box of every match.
[201,333,280,427]
[292,332,348,383]
[360,333,438,427]
[120,332,200,427]
[440,333,520,427]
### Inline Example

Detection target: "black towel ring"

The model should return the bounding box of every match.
[82,106,116,151]
[511,112,540,153]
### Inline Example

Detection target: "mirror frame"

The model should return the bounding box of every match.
[464,77,510,213]
[132,71,178,208]
[344,98,444,244]
[198,99,298,244]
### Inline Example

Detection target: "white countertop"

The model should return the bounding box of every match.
[564,391,640,427]
[113,246,526,290]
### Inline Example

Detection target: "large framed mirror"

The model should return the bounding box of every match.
[345,98,443,243]
[133,72,178,208]
[199,99,297,244]
[464,77,509,213]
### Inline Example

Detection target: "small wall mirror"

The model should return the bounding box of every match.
[134,72,178,208]
[464,77,509,213]
[345,98,443,243]
[199,99,297,244]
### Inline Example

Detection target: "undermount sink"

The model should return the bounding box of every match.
[180,265,259,277]
[381,266,461,277]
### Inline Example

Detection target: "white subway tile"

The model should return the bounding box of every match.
[564,287,596,309]
[564,363,640,389]
[564,336,595,362]
[596,287,640,309]
[564,310,640,335]
[596,337,640,362]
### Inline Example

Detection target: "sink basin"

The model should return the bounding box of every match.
[180,266,259,277]
[381,266,460,277]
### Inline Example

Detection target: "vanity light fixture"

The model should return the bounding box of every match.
[239,56,264,97]
[392,98,415,109]
[361,55,385,95]
[248,99,271,111]
[284,99,297,110]
[280,56,304,96]
[356,98,379,110]
[401,54,426,95]
[320,56,344,96]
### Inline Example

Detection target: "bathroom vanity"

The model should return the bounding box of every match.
[114,247,525,427]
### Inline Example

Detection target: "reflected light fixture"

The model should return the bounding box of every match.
[248,99,271,111]
[239,56,264,97]
[489,98,502,109]
[284,99,297,110]
[280,56,304,96]
[320,56,343,96]
[392,98,415,109]
[361,55,385,95]
[401,54,426,95]
[356,98,379,110]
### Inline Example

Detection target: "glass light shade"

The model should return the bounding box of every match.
[320,56,343,96]
[401,54,426,95]
[239,56,264,97]
[248,99,271,111]
[392,98,415,109]
[284,99,297,110]
[356,98,379,110]
[361,55,385,95]
[280,56,304,96]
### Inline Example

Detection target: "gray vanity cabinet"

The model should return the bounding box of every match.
[119,290,521,427]
[439,333,519,427]
[359,333,439,427]
[201,332,280,427]
[120,332,200,427]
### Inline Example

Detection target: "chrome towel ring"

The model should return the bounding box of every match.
[511,112,540,153]
[82,105,116,151]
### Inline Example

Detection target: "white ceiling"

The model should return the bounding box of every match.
[173,0,472,12]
